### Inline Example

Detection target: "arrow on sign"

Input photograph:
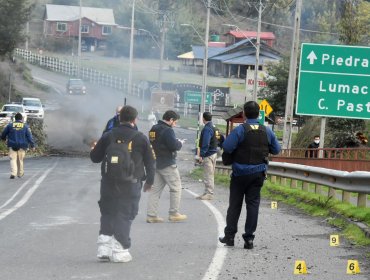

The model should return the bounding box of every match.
[307,51,317,65]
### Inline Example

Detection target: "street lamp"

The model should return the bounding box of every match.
[128,0,136,96]
[138,28,160,49]
[223,23,260,101]
[181,21,209,156]
[77,0,82,77]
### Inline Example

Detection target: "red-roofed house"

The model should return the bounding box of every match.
[225,30,276,47]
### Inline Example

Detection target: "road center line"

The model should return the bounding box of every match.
[185,189,227,280]
[0,161,58,221]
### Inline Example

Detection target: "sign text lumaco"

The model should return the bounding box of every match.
[296,43,370,120]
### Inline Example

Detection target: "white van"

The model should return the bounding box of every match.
[22,97,44,119]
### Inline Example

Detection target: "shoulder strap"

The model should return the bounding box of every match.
[110,129,140,144]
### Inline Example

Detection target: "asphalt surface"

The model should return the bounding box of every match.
[0,64,368,279]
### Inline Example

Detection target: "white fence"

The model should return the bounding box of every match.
[14,48,142,97]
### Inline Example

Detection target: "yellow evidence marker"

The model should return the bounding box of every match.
[347,260,360,274]
[271,201,278,209]
[294,260,307,274]
[330,235,339,246]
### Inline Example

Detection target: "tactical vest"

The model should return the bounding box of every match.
[233,124,269,165]
[149,123,174,159]
[199,125,218,150]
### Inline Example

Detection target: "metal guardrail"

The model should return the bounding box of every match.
[215,162,370,207]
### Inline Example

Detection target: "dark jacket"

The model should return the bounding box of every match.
[90,123,155,185]
[199,121,217,158]
[305,142,319,158]
[102,115,120,135]
[222,119,281,176]
[149,120,182,170]
[1,120,35,150]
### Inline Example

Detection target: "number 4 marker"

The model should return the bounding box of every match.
[294,260,307,274]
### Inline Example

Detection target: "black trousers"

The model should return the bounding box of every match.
[224,172,265,241]
[98,177,142,249]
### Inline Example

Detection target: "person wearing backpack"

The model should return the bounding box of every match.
[1,113,35,179]
[219,101,280,250]
[146,110,187,223]
[90,105,155,263]
[196,112,220,200]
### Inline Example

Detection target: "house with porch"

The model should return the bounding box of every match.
[178,38,281,79]
[43,4,117,51]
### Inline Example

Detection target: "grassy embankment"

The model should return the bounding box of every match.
[190,168,370,249]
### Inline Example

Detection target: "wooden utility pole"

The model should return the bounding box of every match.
[282,0,302,149]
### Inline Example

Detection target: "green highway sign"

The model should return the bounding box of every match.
[258,110,265,125]
[184,91,212,105]
[296,43,370,120]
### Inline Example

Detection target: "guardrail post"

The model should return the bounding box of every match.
[290,179,297,188]
[315,184,322,195]
[302,182,309,191]
[342,191,351,203]
[328,187,336,198]
[281,177,287,186]
[357,194,367,207]
[271,175,276,183]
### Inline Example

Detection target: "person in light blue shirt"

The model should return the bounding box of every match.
[219,101,281,250]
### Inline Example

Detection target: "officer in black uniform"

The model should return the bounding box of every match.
[219,101,281,249]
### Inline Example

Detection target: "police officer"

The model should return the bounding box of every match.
[219,101,281,249]
[146,110,187,223]
[102,105,123,134]
[1,113,35,179]
[196,112,218,200]
[90,105,155,263]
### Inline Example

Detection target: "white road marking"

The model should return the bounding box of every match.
[185,189,227,280]
[0,171,41,210]
[0,161,58,221]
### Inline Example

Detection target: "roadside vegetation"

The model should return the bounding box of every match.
[189,168,370,247]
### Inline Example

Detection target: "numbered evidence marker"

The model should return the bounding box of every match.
[294,260,308,274]
[330,235,339,246]
[347,260,360,274]
[271,201,278,209]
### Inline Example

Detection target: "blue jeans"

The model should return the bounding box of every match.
[98,177,142,249]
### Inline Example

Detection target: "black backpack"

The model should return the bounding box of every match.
[102,131,139,182]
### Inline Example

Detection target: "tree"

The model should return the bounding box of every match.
[326,0,368,148]
[0,0,33,57]
[262,56,290,115]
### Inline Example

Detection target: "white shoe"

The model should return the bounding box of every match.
[111,237,132,263]
[97,234,113,260]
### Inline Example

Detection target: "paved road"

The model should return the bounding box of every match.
[1,64,368,279]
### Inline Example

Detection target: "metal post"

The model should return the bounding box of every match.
[252,0,262,101]
[25,21,29,51]
[159,21,165,90]
[282,0,302,149]
[201,0,210,115]
[77,0,82,78]
[128,0,135,96]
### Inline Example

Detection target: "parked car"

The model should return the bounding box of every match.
[22,97,44,120]
[0,103,28,126]
[66,78,87,95]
